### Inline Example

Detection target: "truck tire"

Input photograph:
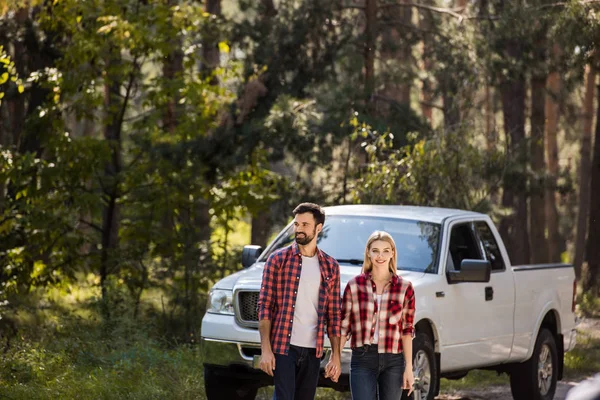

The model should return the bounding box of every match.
[406,331,439,400]
[204,366,258,400]
[510,328,558,400]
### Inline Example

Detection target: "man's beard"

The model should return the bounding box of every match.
[295,229,316,245]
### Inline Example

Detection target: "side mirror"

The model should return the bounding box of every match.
[242,245,263,268]
[447,259,491,284]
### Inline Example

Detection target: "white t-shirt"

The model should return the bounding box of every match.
[372,294,383,344]
[290,255,321,348]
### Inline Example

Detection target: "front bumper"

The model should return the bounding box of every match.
[200,337,257,368]
[200,337,351,390]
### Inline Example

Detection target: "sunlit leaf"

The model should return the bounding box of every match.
[218,42,230,53]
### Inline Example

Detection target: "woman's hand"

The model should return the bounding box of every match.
[403,367,415,396]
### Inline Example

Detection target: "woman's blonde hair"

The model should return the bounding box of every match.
[362,231,397,275]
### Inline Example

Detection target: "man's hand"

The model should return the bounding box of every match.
[403,366,415,396]
[259,349,276,377]
[324,355,341,382]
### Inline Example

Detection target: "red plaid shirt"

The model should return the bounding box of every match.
[258,242,341,357]
[341,273,415,353]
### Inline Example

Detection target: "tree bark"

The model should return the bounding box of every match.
[8,8,27,149]
[583,81,600,295]
[544,45,562,263]
[201,0,221,81]
[530,74,548,263]
[251,213,271,249]
[574,64,596,279]
[485,84,496,150]
[499,43,530,265]
[100,50,124,315]
[419,2,434,123]
[162,42,183,134]
[364,0,377,109]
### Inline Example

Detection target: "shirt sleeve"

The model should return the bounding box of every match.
[401,281,416,337]
[258,252,278,321]
[340,279,353,339]
[326,260,341,337]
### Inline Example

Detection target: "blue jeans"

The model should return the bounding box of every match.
[273,345,321,400]
[350,345,406,400]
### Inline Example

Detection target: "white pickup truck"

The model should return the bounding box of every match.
[200,205,578,400]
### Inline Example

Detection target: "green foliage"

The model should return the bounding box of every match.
[553,0,600,70]
[0,289,207,399]
[0,44,24,105]
[0,0,285,340]
[0,135,109,298]
[351,118,505,212]
[564,323,600,378]
[579,293,600,318]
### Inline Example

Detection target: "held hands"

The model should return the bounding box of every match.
[324,355,341,383]
[259,349,276,377]
[403,367,415,396]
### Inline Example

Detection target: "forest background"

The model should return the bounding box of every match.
[1,0,600,398]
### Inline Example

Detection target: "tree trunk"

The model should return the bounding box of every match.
[544,46,562,263]
[499,56,530,265]
[397,4,412,106]
[583,82,600,295]
[485,85,497,150]
[100,51,124,316]
[530,74,548,263]
[419,3,434,123]
[8,8,27,149]
[162,42,183,134]
[202,0,221,80]
[251,212,271,248]
[574,64,596,279]
[364,0,377,109]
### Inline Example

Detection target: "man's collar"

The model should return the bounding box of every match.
[292,241,321,258]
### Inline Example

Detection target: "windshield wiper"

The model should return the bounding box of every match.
[336,258,363,265]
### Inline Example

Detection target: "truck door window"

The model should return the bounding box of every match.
[474,221,505,271]
[448,223,482,270]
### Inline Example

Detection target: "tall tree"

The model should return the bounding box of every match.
[364,0,377,110]
[544,44,562,263]
[529,26,548,264]
[574,64,596,279]
[480,0,531,264]
[99,47,126,314]
[419,1,434,123]
[584,83,600,294]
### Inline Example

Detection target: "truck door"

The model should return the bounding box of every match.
[473,220,514,365]
[439,220,514,372]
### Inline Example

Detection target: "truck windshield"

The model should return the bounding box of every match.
[259,215,441,273]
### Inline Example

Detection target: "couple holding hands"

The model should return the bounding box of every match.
[258,203,416,400]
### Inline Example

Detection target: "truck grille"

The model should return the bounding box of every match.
[236,290,259,328]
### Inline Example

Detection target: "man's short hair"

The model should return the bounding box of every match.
[293,202,325,227]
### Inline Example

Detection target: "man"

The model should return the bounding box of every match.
[257,202,341,400]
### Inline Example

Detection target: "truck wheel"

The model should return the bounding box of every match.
[510,328,558,400]
[204,366,258,400]
[408,331,439,400]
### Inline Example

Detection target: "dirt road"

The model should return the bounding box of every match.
[436,379,581,400]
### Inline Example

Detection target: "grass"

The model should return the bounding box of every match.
[1,278,598,399]
[0,283,208,400]
[440,370,509,391]
[564,324,600,379]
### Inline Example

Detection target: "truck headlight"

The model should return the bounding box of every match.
[207,289,234,315]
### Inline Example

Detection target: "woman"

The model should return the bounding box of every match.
[340,231,416,400]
